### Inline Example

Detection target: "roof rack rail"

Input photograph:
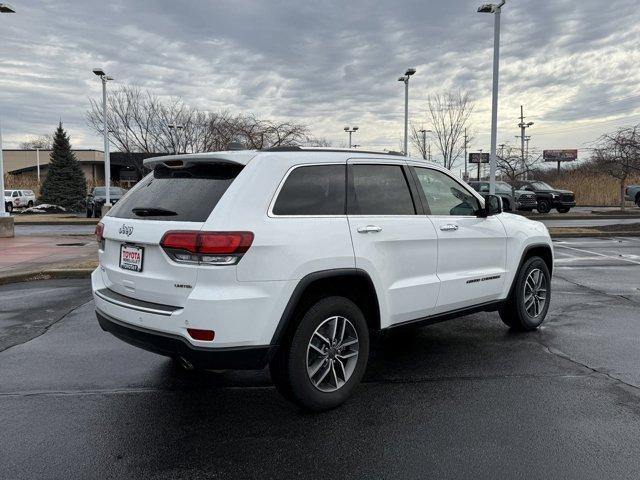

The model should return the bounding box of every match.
[263,146,303,152]
[262,146,405,156]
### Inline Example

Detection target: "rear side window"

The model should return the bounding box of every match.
[108,163,242,222]
[272,165,346,216]
[348,164,416,215]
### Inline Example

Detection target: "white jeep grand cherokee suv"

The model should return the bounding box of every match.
[93,147,553,410]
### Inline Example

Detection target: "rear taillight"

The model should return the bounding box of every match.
[95,222,105,248]
[160,231,254,265]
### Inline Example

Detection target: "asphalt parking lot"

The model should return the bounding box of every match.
[1,237,640,479]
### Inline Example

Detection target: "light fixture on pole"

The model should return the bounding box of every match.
[168,123,185,154]
[477,0,505,195]
[344,126,359,148]
[0,4,15,218]
[418,129,433,160]
[93,68,114,210]
[398,68,416,156]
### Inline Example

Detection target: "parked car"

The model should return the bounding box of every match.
[514,181,576,214]
[625,185,640,207]
[3,189,36,213]
[468,181,537,212]
[86,187,126,218]
[93,148,553,411]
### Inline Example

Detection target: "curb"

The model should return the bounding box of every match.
[14,220,99,226]
[0,268,94,286]
[550,232,640,239]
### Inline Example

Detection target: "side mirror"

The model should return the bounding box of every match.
[477,194,502,217]
[484,194,503,216]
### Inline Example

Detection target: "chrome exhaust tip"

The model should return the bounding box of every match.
[178,356,195,371]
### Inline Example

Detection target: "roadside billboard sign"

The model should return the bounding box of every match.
[468,152,490,164]
[543,149,578,162]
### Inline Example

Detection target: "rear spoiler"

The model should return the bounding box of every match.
[144,151,259,169]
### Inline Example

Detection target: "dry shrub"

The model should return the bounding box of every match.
[535,168,640,206]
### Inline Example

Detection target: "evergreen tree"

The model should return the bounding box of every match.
[39,123,87,211]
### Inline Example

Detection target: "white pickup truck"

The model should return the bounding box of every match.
[3,189,36,213]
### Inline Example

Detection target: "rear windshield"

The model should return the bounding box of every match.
[108,163,242,222]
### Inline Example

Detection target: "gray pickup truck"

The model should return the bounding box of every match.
[625,185,640,207]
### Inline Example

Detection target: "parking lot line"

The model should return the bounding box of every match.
[554,243,640,266]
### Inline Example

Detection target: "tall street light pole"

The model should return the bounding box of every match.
[344,126,359,148]
[398,68,416,156]
[93,68,113,209]
[478,1,505,195]
[0,3,15,218]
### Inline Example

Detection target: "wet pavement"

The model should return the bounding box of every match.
[1,237,640,479]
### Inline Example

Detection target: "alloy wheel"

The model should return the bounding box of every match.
[306,316,359,393]
[523,268,547,318]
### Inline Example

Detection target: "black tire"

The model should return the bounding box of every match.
[270,296,370,411]
[5,203,12,213]
[636,194,640,208]
[499,256,551,331]
[537,199,551,214]
[556,207,570,213]
[27,201,33,207]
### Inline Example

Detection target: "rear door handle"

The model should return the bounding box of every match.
[439,224,459,232]
[357,225,383,234]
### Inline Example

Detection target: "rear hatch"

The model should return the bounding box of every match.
[99,158,246,308]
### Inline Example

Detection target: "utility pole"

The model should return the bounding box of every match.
[463,128,469,181]
[517,105,534,180]
[419,129,432,160]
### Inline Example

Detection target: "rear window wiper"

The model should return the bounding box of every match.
[132,207,178,217]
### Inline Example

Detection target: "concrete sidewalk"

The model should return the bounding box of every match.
[0,235,97,284]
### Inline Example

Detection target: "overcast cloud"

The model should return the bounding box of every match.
[1,0,639,167]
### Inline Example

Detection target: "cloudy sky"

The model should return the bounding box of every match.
[1,0,639,170]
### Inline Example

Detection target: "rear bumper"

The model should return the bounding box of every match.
[96,309,274,370]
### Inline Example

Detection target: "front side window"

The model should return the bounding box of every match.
[414,167,479,216]
[348,164,416,215]
[272,165,346,216]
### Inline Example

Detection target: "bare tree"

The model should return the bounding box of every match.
[420,91,474,169]
[591,125,640,211]
[497,143,542,198]
[87,84,314,156]
[20,134,54,150]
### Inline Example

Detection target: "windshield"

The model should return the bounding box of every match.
[531,181,553,190]
[494,182,513,194]
[93,187,124,195]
